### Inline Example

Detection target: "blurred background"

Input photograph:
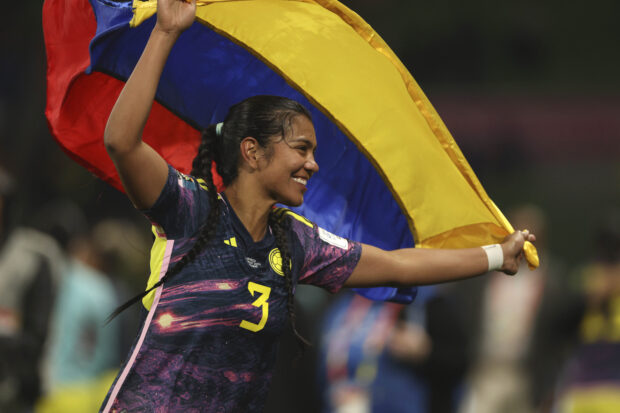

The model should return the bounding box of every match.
[1,1,618,412]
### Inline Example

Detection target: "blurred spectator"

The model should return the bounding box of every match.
[0,176,125,412]
[553,211,620,413]
[522,207,584,412]
[459,204,583,413]
[319,286,469,413]
[34,216,134,412]
[0,172,66,412]
[32,217,150,413]
[43,231,118,390]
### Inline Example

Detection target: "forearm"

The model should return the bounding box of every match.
[388,247,489,285]
[347,244,490,288]
[346,230,533,288]
[104,28,180,154]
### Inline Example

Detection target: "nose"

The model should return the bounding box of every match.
[305,155,319,175]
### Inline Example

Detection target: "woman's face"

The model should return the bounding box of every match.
[256,115,319,207]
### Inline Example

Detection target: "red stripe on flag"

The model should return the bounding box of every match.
[43,0,221,192]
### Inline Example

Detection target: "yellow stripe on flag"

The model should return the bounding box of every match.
[131,0,538,268]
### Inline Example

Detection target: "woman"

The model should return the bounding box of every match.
[100,0,535,411]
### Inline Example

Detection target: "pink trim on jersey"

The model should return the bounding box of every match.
[102,239,174,413]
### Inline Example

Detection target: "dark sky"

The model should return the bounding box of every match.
[343,0,620,94]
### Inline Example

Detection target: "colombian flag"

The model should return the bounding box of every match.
[43,0,538,302]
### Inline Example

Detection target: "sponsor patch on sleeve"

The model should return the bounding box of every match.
[318,227,348,250]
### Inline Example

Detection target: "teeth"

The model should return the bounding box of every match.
[292,177,307,185]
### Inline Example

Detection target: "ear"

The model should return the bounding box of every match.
[239,137,262,169]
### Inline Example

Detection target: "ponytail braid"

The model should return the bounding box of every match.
[269,210,310,348]
[191,126,222,245]
[106,126,222,323]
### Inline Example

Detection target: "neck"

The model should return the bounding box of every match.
[224,181,274,242]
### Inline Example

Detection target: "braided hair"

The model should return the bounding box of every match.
[108,96,312,347]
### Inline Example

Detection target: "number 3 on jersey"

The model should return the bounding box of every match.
[240,282,271,332]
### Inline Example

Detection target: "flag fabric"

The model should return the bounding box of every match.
[43,0,538,303]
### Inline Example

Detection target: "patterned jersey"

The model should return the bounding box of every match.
[101,165,362,412]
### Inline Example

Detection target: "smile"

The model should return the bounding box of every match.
[292,177,307,186]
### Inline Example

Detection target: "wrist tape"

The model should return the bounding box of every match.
[482,244,504,272]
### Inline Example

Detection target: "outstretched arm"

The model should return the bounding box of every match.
[104,0,196,210]
[345,230,535,287]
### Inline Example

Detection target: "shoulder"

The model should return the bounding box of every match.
[272,207,314,229]
[272,207,351,251]
[145,165,209,212]
[171,167,209,192]
[271,207,313,259]
[141,166,212,238]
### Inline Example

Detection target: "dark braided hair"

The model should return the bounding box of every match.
[269,210,311,347]
[108,96,312,348]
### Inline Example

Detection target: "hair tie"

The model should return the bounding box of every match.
[215,122,224,137]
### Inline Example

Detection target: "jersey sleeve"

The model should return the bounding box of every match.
[285,211,362,293]
[140,165,210,239]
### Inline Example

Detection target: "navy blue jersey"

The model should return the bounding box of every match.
[101,166,361,412]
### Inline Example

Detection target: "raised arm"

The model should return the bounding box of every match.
[104,0,196,210]
[345,230,536,287]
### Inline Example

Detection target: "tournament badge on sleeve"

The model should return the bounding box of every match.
[43,0,539,303]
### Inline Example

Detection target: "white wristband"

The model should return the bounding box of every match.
[482,244,504,272]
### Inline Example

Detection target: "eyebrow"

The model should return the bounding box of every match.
[288,137,317,151]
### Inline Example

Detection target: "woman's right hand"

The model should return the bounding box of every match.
[155,0,197,35]
[500,230,536,275]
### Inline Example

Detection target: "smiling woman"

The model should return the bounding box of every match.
[103,85,361,411]
[47,0,538,411]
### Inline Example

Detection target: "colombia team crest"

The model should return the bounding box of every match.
[268,248,285,276]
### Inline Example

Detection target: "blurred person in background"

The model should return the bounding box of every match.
[553,211,620,413]
[522,206,584,412]
[459,204,581,413]
[35,214,126,412]
[42,228,118,388]
[319,286,469,413]
[0,166,124,413]
[0,169,66,413]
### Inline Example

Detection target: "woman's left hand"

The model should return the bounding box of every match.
[500,230,536,275]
